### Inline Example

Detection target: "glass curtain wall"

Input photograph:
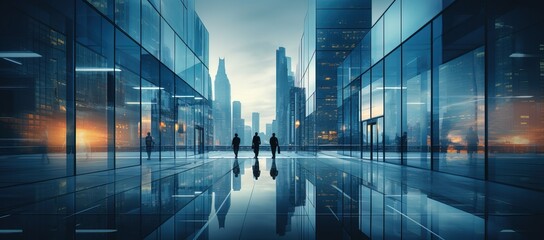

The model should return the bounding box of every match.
[75,1,115,174]
[115,29,141,168]
[384,48,402,164]
[402,25,431,169]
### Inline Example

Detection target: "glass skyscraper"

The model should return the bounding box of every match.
[297,0,371,149]
[0,0,212,234]
[337,0,544,191]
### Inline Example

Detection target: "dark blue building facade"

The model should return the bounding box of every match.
[337,0,544,191]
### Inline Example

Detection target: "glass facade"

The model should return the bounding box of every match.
[0,0,212,201]
[337,0,544,191]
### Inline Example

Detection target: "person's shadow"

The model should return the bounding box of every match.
[270,158,278,180]
[233,159,240,177]
[252,158,261,180]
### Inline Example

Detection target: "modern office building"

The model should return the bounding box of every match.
[336,0,544,191]
[275,47,293,144]
[251,112,260,135]
[0,0,212,236]
[297,0,371,149]
[232,100,244,143]
[213,58,231,146]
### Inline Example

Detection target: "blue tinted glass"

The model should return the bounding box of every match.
[371,61,383,117]
[115,0,140,42]
[371,0,393,25]
[384,49,401,164]
[161,0,184,36]
[402,0,452,41]
[115,30,140,168]
[384,0,400,54]
[75,1,115,174]
[371,17,383,64]
[161,19,175,70]
[402,24,431,169]
[86,0,114,19]
[142,0,160,59]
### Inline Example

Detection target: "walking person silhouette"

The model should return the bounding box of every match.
[252,132,261,158]
[232,133,241,158]
[145,132,155,160]
[269,133,279,159]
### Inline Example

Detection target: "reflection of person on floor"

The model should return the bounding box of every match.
[270,158,278,180]
[232,133,241,158]
[252,132,261,158]
[41,129,50,163]
[269,133,279,159]
[252,158,261,180]
[466,127,479,160]
[233,159,240,177]
[145,132,155,160]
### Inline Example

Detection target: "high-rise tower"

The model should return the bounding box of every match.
[214,58,232,146]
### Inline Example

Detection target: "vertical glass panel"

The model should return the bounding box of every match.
[371,17,383,65]
[142,0,160,59]
[160,65,175,164]
[371,61,383,117]
[488,3,544,190]
[361,32,371,72]
[350,79,361,157]
[350,45,361,81]
[75,2,115,173]
[384,49,402,164]
[0,7,68,186]
[371,0,393,25]
[401,0,454,41]
[195,60,203,95]
[86,0,114,19]
[115,0,140,42]
[115,30,140,168]
[361,71,371,121]
[141,51,160,161]
[185,52,195,88]
[384,196,402,239]
[174,79,191,158]
[432,1,485,178]
[175,36,187,79]
[161,19,175,71]
[384,0,400,55]
[316,9,371,29]
[161,0,184,36]
[402,25,431,169]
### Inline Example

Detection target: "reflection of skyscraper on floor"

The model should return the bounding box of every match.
[214,168,232,228]
[276,159,299,236]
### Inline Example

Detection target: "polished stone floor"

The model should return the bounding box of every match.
[0,151,543,239]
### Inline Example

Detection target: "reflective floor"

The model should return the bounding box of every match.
[0,151,543,239]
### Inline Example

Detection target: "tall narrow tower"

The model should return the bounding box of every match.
[213,58,232,146]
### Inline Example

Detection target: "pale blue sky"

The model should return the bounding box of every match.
[196,0,307,131]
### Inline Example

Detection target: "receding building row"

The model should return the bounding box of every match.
[0,0,212,189]
[336,0,544,191]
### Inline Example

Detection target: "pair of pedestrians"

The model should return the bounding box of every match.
[231,132,280,158]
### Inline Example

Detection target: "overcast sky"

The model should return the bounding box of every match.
[196,0,307,132]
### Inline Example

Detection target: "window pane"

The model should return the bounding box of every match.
[0,6,69,186]
[371,61,383,117]
[161,19,175,70]
[317,9,371,28]
[402,25,431,169]
[402,0,454,41]
[142,0,160,59]
[371,18,383,65]
[384,0,400,55]
[115,30,140,168]
[384,49,402,164]
[75,2,115,173]
[115,0,140,42]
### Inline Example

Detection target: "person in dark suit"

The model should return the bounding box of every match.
[145,132,155,160]
[232,133,241,158]
[269,133,279,159]
[252,132,261,158]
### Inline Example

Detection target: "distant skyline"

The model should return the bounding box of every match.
[196,0,307,132]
